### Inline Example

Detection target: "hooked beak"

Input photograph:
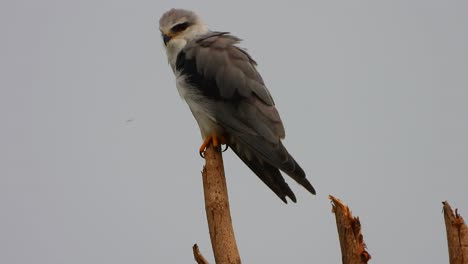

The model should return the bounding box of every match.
[163,34,171,46]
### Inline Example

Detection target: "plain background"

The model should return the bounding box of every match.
[1,0,467,263]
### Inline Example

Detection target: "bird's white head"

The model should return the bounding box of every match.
[159,9,208,49]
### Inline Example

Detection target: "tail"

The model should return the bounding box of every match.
[229,134,315,203]
[280,149,316,196]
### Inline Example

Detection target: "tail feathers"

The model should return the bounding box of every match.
[282,153,316,195]
[232,134,316,198]
[231,146,297,203]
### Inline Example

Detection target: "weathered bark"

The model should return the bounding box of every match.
[193,244,209,264]
[443,201,468,264]
[201,145,241,264]
[330,195,371,264]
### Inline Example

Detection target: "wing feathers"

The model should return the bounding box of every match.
[178,31,316,202]
[185,32,275,105]
[230,140,297,203]
[232,135,316,197]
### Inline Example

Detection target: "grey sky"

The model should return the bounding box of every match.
[1,0,467,263]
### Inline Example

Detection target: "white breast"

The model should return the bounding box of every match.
[175,70,221,139]
[164,30,222,139]
[165,39,187,72]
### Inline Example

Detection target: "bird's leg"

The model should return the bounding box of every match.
[199,135,227,158]
[199,136,213,156]
[212,136,219,148]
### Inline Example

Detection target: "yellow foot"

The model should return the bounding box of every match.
[199,135,226,158]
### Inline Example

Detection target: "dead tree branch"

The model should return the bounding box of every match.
[443,201,468,264]
[193,244,210,264]
[330,195,371,264]
[199,144,241,264]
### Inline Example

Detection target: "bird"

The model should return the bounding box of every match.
[159,8,316,203]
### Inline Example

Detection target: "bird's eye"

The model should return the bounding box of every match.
[171,22,190,32]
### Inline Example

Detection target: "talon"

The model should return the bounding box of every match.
[198,135,227,158]
[199,137,212,156]
[222,144,229,152]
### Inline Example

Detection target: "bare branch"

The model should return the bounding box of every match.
[443,201,468,264]
[330,195,371,264]
[193,244,210,264]
[201,145,241,264]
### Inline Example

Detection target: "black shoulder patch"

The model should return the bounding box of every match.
[176,50,242,103]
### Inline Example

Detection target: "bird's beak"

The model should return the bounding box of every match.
[163,34,172,46]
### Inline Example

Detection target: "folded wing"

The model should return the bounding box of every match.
[177,32,315,202]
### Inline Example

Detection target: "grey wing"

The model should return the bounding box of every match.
[181,32,315,202]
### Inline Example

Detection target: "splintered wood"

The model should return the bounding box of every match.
[201,145,241,264]
[330,195,371,264]
[443,201,468,264]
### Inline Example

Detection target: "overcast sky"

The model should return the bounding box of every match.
[1,0,467,263]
